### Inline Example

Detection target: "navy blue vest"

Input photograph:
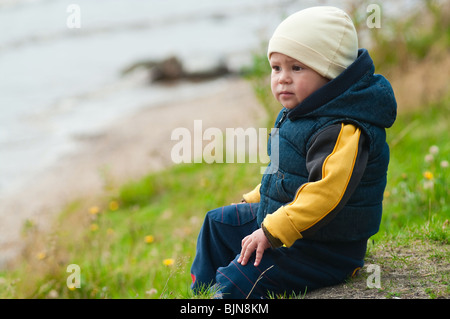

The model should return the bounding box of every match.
[258,49,397,242]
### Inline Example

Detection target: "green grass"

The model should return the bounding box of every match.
[1,94,447,299]
[0,163,262,299]
[378,95,449,241]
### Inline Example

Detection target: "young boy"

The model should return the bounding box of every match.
[191,6,396,298]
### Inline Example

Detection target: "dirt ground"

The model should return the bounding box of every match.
[306,240,449,299]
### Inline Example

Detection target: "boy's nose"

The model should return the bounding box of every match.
[278,71,292,84]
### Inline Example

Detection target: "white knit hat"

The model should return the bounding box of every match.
[267,6,358,79]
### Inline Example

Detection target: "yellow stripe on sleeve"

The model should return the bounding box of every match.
[243,183,261,203]
[263,124,361,247]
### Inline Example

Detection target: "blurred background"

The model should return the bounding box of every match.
[0,0,448,299]
[0,0,432,199]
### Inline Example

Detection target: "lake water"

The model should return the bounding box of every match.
[0,0,299,197]
[0,0,419,198]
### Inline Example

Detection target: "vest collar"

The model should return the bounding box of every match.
[288,48,374,120]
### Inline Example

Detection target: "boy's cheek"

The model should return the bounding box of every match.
[270,85,279,101]
[271,79,281,95]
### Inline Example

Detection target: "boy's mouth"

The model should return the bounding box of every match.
[279,91,294,97]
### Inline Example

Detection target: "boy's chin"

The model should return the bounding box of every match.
[282,103,300,110]
[280,98,303,109]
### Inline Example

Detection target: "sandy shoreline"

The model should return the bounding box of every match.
[0,77,265,268]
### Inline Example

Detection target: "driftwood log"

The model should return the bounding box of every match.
[121,56,235,83]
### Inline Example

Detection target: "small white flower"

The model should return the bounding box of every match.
[424,154,434,163]
[146,288,158,296]
[441,160,449,168]
[429,145,439,155]
[47,289,59,299]
[423,180,434,190]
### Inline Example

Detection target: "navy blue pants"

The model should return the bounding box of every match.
[190,203,367,299]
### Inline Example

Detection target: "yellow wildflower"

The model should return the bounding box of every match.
[107,228,115,235]
[90,223,99,232]
[109,200,119,211]
[145,235,154,244]
[89,206,100,215]
[163,258,175,267]
[423,171,433,180]
[37,252,46,260]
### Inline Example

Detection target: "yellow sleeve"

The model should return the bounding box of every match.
[242,183,261,203]
[262,124,367,247]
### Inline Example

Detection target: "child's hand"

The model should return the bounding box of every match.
[238,228,271,267]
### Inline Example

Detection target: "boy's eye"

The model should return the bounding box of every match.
[292,65,303,71]
[272,65,281,72]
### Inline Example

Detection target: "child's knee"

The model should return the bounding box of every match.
[204,206,224,223]
[206,203,258,227]
[215,258,266,299]
[215,266,249,299]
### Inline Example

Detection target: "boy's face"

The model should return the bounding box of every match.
[270,52,329,109]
